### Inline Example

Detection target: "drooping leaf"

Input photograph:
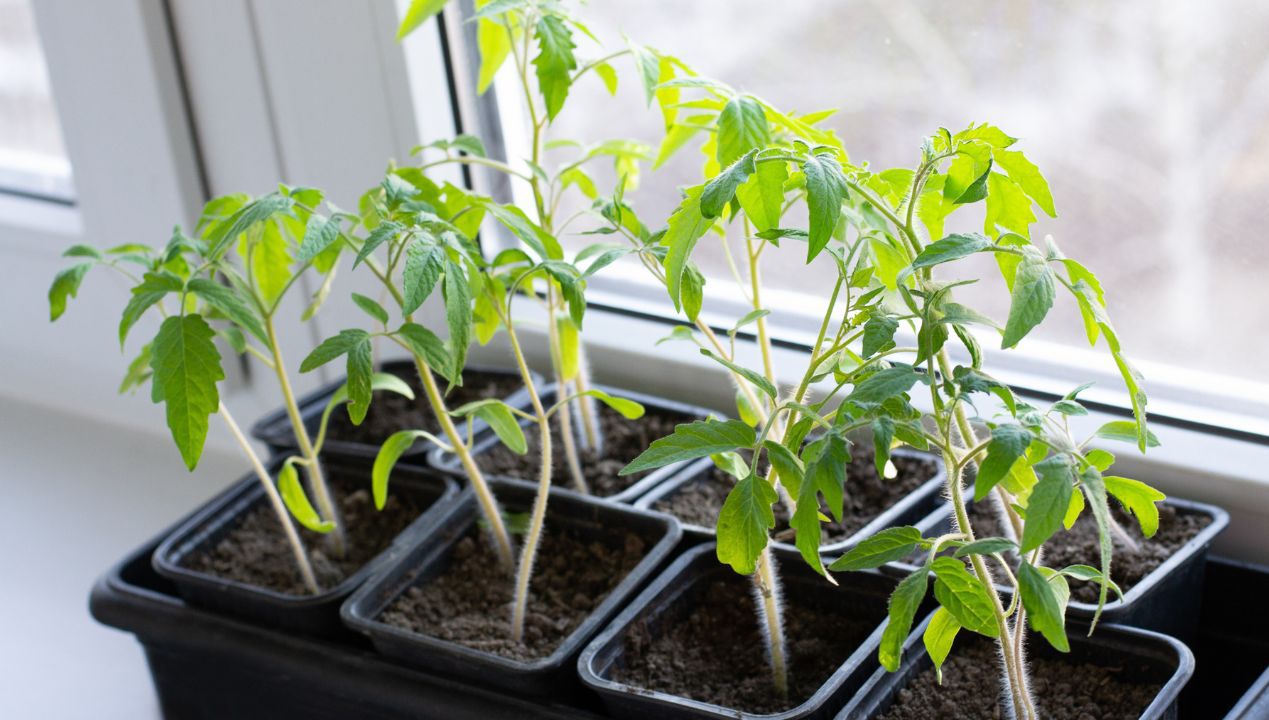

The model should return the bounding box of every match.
[344,335,374,425]
[373,430,431,509]
[300,329,370,373]
[620,418,756,475]
[1018,561,1070,652]
[1020,455,1075,553]
[149,315,224,470]
[1001,252,1055,349]
[661,185,712,312]
[923,607,961,684]
[992,148,1056,217]
[278,462,334,532]
[862,313,899,358]
[570,389,645,419]
[119,272,183,347]
[443,261,472,377]
[880,568,930,671]
[451,399,527,454]
[297,215,343,263]
[49,263,93,321]
[401,239,445,315]
[187,278,268,344]
[700,149,757,218]
[736,153,788,231]
[700,348,777,399]
[397,322,455,383]
[715,472,776,574]
[802,151,848,261]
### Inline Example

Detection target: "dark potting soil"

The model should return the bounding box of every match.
[612,576,881,714]
[379,525,648,661]
[653,451,938,544]
[967,501,1212,604]
[876,633,1162,720]
[474,402,696,497]
[184,474,424,595]
[324,369,522,448]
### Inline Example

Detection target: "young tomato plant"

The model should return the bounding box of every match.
[618,63,1158,712]
[47,186,406,594]
[322,0,652,643]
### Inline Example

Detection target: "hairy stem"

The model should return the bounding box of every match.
[265,316,345,556]
[572,342,603,453]
[219,401,318,594]
[755,546,789,700]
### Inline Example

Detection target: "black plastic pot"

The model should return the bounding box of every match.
[904,496,1228,640]
[90,518,612,718]
[1180,557,1269,718]
[634,448,946,556]
[578,543,898,719]
[841,612,1195,720]
[251,359,537,463]
[341,477,683,698]
[429,382,715,503]
[152,456,458,637]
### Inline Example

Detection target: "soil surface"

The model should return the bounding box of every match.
[612,574,882,714]
[475,402,696,497]
[653,451,938,544]
[876,633,1162,719]
[324,369,522,449]
[966,500,1211,603]
[380,525,648,661]
[184,473,425,595]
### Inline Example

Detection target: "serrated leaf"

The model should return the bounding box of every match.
[974,424,1032,501]
[397,322,455,384]
[736,153,788,231]
[700,149,757,218]
[48,262,94,321]
[620,418,756,475]
[188,278,268,344]
[532,15,576,121]
[829,526,923,571]
[862,313,899,358]
[681,263,705,322]
[803,152,848,261]
[1018,561,1069,652]
[401,239,445,315]
[880,568,930,671]
[119,272,183,347]
[1001,253,1055,349]
[716,95,769,168]
[396,0,447,40]
[300,329,370,373]
[1020,456,1075,553]
[993,148,1055,217]
[278,462,334,533]
[715,473,776,575]
[847,366,921,405]
[443,261,472,377]
[763,440,804,496]
[661,185,712,312]
[931,556,999,637]
[908,233,993,274]
[297,214,342,263]
[1104,476,1165,537]
[150,315,224,470]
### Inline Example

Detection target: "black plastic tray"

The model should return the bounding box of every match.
[152,456,458,636]
[251,359,538,462]
[634,448,946,556]
[840,612,1195,719]
[579,543,898,720]
[342,477,683,698]
[1179,557,1269,718]
[902,496,1228,640]
[429,383,716,503]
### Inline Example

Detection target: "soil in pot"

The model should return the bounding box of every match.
[966,500,1212,603]
[653,451,938,544]
[475,403,695,497]
[379,524,649,660]
[611,575,881,714]
[875,633,1162,720]
[325,369,522,448]
[183,474,424,595]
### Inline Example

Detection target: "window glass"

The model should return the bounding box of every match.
[543,0,1269,383]
[0,0,74,201]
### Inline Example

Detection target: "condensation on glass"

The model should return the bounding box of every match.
[0,0,74,201]
[532,0,1268,382]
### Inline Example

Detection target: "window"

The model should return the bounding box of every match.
[527,0,1269,396]
[0,0,73,202]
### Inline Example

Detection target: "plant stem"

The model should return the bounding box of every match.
[219,401,319,594]
[265,316,345,556]
[572,343,602,453]
[755,546,789,700]
[547,302,588,494]
[503,295,555,642]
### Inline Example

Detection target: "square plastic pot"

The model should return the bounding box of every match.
[341,477,683,697]
[902,496,1228,640]
[578,543,898,720]
[840,613,1195,719]
[1180,556,1269,718]
[634,448,946,556]
[90,517,612,718]
[152,456,458,637]
[250,359,538,464]
[429,383,716,503]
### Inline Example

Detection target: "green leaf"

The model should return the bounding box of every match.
[700,149,757,218]
[397,0,447,40]
[620,418,756,475]
[829,526,923,571]
[681,263,705,322]
[571,389,645,419]
[862,314,899,358]
[119,272,183,347]
[401,239,445,315]
[205,194,294,259]
[557,315,579,380]
[803,152,848,261]
[352,293,390,324]
[373,430,430,510]
[278,462,334,532]
[118,342,153,394]
[872,417,894,478]
[715,473,776,575]
[1001,253,1055,349]
[793,433,850,576]
[1094,420,1160,449]
[908,233,993,274]
[397,322,455,383]
[1104,476,1165,537]
[354,221,401,268]
[1060,564,1125,601]
[149,315,224,470]
[763,440,804,496]
[700,348,777,399]
[249,221,294,307]
[297,215,342,263]
[954,537,1016,558]
[984,172,1036,237]
[992,148,1055,217]
[715,95,769,168]
[344,335,373,425]
[532,15,577,121]
[736,153,788,231]
[474,199,562,260]
[476,15,513,94]
[847,366,922,405]
[1079,467,1115,628]
[48,262,93,321]
[187,278,268,345]
[880,568,930,671]
[1018,562,1070,652]
[452,399,527,455]
[931,557,999,637]
[63,244,103,259]
[923,607,961,684]
[300,329,370,373]
[1020,456,1075,553]
[443,262,472,378]
[661,185,712,312]
[974,424,1032,501]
